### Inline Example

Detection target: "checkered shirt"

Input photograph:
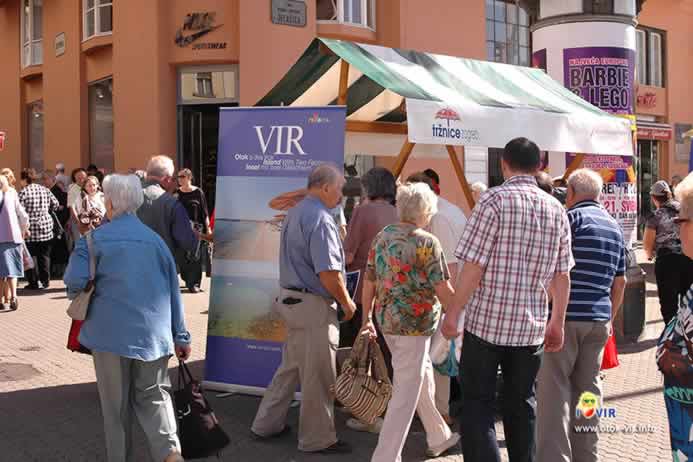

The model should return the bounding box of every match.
[18,183,59,242]
[455,175,574,346]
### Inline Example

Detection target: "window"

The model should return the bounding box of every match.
[89,78,114,172]
[194,73,215,98]
[583,0,614,14]
[317,0,376,30]
[636,27,665,87]
[27,100,44,171]
[83,0,113,40]
[485,0,531,66]
[21,0,43,67]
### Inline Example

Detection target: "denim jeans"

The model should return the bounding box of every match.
[459,331,544,462]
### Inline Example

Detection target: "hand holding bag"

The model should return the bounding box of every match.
[175,361,230,459]
[600,333,619,370]
[335,332,392,425]
[66,232,96,321]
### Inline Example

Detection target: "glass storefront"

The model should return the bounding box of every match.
[88,77,114,172]
[636,138,659,237]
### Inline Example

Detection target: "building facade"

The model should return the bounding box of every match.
[0,0,690,214]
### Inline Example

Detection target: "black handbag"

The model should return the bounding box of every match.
[174,361,230,459]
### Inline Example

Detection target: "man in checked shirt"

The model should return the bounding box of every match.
[443,137,574,462]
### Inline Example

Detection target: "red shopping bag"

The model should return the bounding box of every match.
[601,334,619,370]
[67,320,91,355]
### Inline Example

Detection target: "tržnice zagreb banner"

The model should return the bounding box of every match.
[204,106,346,394]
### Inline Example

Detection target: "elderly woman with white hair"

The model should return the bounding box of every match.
[657,172,693,459]
[64,174,191,462]
[362,182,460,462]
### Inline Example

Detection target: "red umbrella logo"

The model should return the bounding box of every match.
[435,108,460,127]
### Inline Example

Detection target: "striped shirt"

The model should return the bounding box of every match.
[455,175,574,347]
[566,201,626,322]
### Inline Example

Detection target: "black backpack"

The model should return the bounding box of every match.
[174,361,230,459]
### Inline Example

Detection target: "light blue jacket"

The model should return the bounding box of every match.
[64,213,191,361]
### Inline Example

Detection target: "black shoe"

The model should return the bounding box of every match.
[250,426,290,441]
[24,284,40,290]
[41,282,50,289]
[315,440,352,455]
[9,298,18,311]
[188,286,199,294]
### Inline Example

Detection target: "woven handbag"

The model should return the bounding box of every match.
[66,232,96,321]
[335,333,392,425]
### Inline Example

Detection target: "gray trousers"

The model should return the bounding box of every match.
[251,290,339,452]
[536,320,610,462]
[92,352,180,462]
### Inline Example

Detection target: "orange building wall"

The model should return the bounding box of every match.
[0,0,23,174]
[638,0,693,179]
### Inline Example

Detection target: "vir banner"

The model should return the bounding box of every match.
[205,106,346,394]
[566,153,638,248]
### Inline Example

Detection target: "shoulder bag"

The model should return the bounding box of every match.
[335,332,392,425]
[175,361,230,459]
[66,232,96,321]
[657,317,693,379]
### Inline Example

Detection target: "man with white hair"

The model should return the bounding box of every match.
[252,163,356,455]
[55,163,70,192]
[136,155,197,256]
[536,168,627,462]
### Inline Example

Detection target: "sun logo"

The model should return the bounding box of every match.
[575,392,600,419]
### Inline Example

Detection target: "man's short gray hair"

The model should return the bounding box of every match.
[102,174,144,217]
[567,168,603,200]
[307,163,341,189]
[676,172,693,220]
[397,182,438,224]
[146,155,175,179]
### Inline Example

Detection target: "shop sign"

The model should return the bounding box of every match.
[271,0,306,27]
[0,131,5,152]
[563,47,635,116]
[637,91,656,108]
[55,33,66,57]
[636,126,672,140]
[174,12,228,50]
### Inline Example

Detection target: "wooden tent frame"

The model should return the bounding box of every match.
[330,55,589,210]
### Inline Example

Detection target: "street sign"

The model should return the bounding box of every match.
[271,0,306,27]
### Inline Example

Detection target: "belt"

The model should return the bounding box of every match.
[283,286,314,294]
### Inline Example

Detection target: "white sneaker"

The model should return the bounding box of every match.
[426,432,461,458]
[346,417,383,434]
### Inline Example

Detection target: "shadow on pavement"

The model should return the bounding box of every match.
[0,359,456,461]
[618,338,659,355]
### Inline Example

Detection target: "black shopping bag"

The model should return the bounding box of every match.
[174,361,230,459]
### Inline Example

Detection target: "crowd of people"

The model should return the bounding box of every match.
[252,137,693,462]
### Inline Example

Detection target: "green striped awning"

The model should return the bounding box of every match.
[257,38,633,156]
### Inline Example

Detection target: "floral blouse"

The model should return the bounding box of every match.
[366,223,449,336]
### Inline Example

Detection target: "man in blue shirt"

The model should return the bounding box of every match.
[536,168,627,462]
[252,164,356,454]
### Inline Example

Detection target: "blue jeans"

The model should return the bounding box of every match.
[459,331,544,462]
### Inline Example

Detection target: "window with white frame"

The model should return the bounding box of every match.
[21,0,43,67]
[636,27,665,87]
[485,0,532,66]
[317,0,376,30]
[83,0,113,40]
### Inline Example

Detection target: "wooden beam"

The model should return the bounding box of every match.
[392,141,415,177]
[345,120,408,135]
[561,153,585,181]
[337,60,350,106]
[447,145,476,209]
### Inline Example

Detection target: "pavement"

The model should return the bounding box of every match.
[0,250,673,462]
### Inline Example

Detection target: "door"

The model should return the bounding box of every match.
[178,104,233,212]
[636,139,659,238]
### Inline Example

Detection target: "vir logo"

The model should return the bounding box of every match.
[254,125,307,156]
[174,12,223,48]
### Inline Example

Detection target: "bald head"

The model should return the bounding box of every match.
[307,163,344,209]
[307,163,341,190]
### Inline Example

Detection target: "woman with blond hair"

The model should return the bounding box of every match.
[1,168,17,190]
[72,175,106,235]
[362,182,460,461]
[0,174,28,310]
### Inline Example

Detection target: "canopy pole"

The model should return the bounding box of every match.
[561,153,585,181]
[447,145,476,209]
[337,60,350,105]
[392,141,415,177]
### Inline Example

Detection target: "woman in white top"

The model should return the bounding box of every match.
[71,175,106,235]
[0,175,29,310]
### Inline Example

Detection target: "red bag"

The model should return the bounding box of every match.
[67,320,91,355]
[601,333,619,370]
